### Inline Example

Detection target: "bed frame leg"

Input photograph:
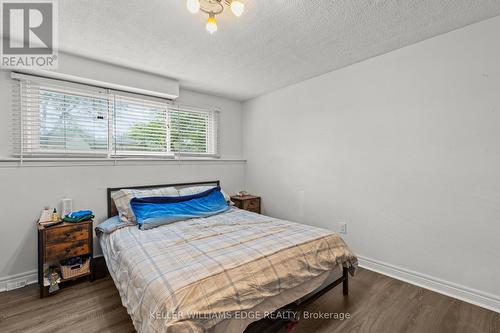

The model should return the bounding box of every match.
[342,267,349,296]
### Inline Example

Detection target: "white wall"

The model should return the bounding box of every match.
[0,55,245,281]
[243,15,500,303]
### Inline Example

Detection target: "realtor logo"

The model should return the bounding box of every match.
[1,0,58,68]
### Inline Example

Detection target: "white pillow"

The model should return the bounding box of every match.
[178,186,232,203]
[112,186,179,223]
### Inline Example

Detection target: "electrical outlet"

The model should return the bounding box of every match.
[338,222,347,234]
[6,279,27,291]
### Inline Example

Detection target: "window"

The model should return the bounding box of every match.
[113,94,169,156]
[35,88,110,155]
[170,105,219,155]
[12,73,220,158]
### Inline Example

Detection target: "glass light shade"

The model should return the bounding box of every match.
[186,0,200,14]
[206,15,218,34]
[230,1,244,17]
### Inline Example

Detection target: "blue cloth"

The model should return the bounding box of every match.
[131,186,229,230]
[96,216,132,234]
[68,210,93,218]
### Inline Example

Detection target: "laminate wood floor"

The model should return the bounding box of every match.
[0,268,497,333]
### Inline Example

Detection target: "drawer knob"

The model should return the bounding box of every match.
[65,232,71,237]
[65,248,71,252]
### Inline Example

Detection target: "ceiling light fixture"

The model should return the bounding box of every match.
[186,0,201,14]
[206,13,218,34]
[230,0,244,17]
[186,0,245,33]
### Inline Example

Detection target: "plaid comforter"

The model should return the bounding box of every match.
[100,208,357,333]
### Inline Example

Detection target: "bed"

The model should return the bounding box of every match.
[98,181,357,333]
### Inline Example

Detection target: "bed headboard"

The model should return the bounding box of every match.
[106,180,220,218]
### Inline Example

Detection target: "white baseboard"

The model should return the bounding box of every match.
[0,256,106,293]
[358,256,500,313]
[0,270,38,292]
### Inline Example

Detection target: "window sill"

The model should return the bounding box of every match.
[0,157,247,168]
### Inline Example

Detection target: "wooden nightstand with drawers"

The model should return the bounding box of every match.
[231,195,261,214]
[37,220,93,298]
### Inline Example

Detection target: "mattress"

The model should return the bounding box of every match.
[99,207,357,333]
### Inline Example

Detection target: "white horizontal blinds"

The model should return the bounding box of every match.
[13,75,111,157]
[11,79,23,156]
[169,105,220,156]
[113,94,171,156]
[12,73,220,159]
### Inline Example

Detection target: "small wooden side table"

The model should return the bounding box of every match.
[37,220,93,298]
[230,195,261,214]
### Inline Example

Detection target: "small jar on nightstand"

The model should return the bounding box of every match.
[230,195,261,214]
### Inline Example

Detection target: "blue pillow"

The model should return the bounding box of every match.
[130,186,229,230]
[96,215,132,235]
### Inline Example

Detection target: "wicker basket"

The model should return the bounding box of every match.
[60,258,90,279]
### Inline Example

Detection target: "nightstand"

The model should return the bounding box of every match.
[37,220,93,298]
[231,195,261,214]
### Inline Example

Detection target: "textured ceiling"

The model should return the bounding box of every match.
[59,0,500,101]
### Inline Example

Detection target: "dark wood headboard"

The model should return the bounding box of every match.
[106,180,220,218]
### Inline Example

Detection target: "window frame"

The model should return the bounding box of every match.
[18,80,113,158]
[168,104,220,158]
[112,92,173,158]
